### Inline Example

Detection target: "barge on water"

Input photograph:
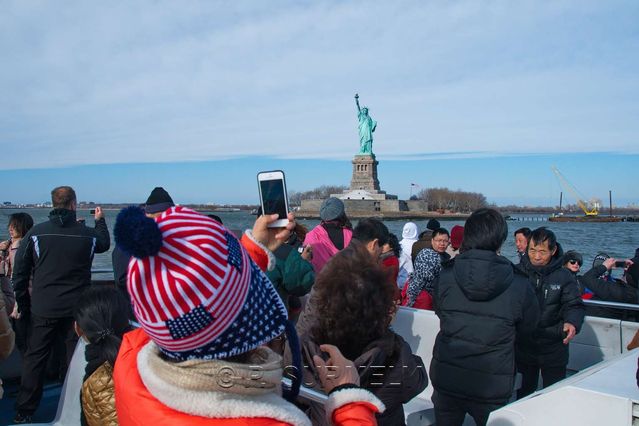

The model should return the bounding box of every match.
[548,214,626,223]
[547,183,639,222]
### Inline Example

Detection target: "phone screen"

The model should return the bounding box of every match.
[260,178,287,219]
[615,260,626,268]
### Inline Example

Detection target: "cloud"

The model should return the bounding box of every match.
[1,0,638,170]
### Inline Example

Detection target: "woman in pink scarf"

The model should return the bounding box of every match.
[304,198,352,272]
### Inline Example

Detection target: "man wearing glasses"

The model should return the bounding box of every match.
[431,228,452,263]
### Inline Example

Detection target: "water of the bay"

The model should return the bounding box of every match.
[1,208,637,278]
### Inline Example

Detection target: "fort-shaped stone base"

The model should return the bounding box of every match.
[298,151,429,217]
[350,155,381,192]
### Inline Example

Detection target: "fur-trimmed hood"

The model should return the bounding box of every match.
[114,328,311,426]
[137,340,311,426]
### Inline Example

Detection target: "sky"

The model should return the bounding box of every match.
[1,1,638,206]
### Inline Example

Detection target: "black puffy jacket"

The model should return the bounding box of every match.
[430,249,539,404]
[578,265,638,320]
[13,209,110,318]
[516,244,585,366]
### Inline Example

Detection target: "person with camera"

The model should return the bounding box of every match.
[112,206,384,426]
[577,253,637,320]
[12,186,110,424]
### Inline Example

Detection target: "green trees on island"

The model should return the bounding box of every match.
[289,185,348,206]
[416,187,488,213]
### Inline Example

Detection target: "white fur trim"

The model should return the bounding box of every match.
[244,230,276,271]
[325,387,385,422]
[137,341,311,426]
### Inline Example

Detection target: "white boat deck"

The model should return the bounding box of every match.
[571,349,639,398]
[490,350,639,425]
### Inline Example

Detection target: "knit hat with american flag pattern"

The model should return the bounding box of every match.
[114,205,289,361]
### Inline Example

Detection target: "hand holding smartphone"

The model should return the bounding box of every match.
[257,170,289,228]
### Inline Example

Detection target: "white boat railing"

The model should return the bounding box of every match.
[583,298,639,311]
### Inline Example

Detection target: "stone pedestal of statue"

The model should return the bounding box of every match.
[350,154,380,192]
[330,153,396,202]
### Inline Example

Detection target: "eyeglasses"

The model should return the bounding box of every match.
[568,260,582,267]
[433,238,449,244]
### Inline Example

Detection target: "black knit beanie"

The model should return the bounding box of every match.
[144,187,174,214]
[426,218,441,231]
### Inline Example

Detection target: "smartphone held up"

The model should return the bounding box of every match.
[257,170,289,228]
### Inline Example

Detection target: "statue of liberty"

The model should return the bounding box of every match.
[355,93,376,155]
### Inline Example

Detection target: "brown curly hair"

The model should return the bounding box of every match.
[310,242,396,360]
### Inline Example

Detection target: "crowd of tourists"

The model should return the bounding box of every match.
[0,188,638,426]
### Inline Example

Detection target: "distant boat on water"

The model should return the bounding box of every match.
[549,175,630,223]
[548,214,625,223]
